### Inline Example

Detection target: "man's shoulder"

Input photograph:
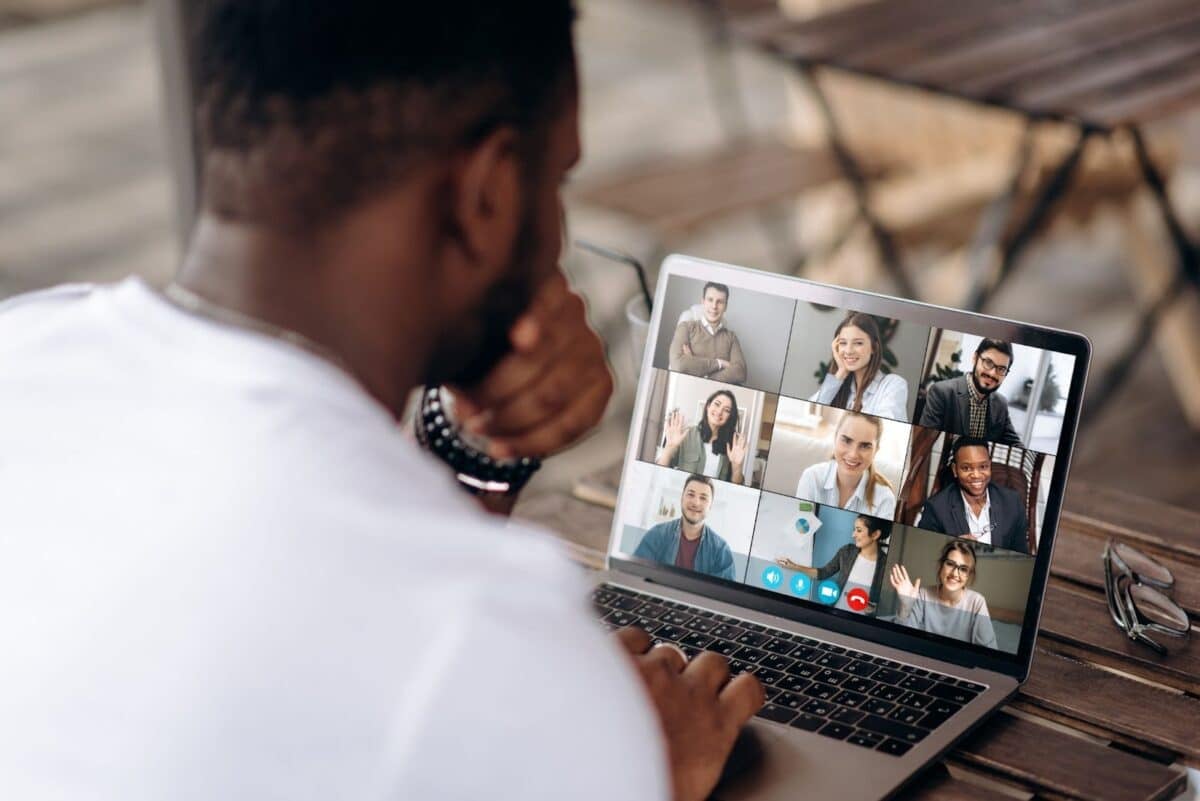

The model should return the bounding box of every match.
[989,482,1022,507]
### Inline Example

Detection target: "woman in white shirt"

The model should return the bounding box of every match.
[810,312,909,422]
[795,411,896,517]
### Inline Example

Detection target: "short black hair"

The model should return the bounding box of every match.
[682,474,714,496]
[192,1,577,228]
[702,282,730,301]
[975,338,1014,365]
[951,436,991,462]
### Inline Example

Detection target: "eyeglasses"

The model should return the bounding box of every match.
[941,558,973,576]
[1102,540,1190,655]
[978,355,1010,376]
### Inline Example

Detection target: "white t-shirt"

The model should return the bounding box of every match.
[0,279,668,801]
[961,490,993,545]
[702,447,721,478]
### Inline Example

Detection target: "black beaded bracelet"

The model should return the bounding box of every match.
[414,385,541,495]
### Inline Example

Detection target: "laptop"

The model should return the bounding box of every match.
[592,254,1091,800]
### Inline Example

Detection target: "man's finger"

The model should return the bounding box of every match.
[475,359,593,437]
[684,650,731,695]
[719,671,766,725]
[644,642,689,674]
[488,370,612,458]
[614,626,652,656]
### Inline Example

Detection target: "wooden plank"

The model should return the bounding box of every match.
[1039,581,1200,694]
[1020,649,1200,764]
[1006,699,1182,765]
[901,0,1200,90]
[1050,520,1200,617]
[954,711,1186,801]
[841,0,1121,76]
[896,765,1020,801]
[1062,482,1200,559]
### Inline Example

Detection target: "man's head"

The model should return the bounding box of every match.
[950,437,992,500]
[971,339,1014,396]
[680,474,714,526]
[701,282,730,327]
[191,1,579,389]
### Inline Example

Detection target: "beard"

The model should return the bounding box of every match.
[970,370,999,396]
[423,199,540,388]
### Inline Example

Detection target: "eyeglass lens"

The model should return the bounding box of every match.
[1129,583,1190,632]
[1111,541,1174,588]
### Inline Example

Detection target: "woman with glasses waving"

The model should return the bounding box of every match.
[889,539,998,649]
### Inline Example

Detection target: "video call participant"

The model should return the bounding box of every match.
[776,515,891,613]
[656,389,748,484]
[668,282,747,385]
[795,411,897,517]
[889,539,998,649]
[633,475,737,580]
[810,312,908,421]
[918,437,1030,553]
[919,338,1022,446]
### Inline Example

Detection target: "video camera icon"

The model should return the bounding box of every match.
[816,580,841,605]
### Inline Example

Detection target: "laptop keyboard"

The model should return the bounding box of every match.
[593,583,985,758]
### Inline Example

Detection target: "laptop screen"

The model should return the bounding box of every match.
[610,257,1088,661]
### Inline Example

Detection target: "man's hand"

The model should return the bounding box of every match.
[615,627,764,801]
[453,272,613,459]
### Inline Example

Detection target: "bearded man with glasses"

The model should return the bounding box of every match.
[919,339,1023,446]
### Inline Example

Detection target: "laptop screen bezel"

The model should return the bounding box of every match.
[606,254,1091,682]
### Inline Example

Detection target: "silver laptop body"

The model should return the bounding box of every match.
[597,254,1091,800]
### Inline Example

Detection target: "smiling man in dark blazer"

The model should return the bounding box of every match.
[919,339,1022,446]
[918,438,1030,554]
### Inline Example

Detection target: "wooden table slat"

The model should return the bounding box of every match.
[895,766,1018,801]
[1021,649,1200,763]
[954,711,1186,801]
[1063,484,1200,559]
[901,0,1200,91]
[1051,519,1200,617]
[1039,581,1200,693]
[841,0,1121,76]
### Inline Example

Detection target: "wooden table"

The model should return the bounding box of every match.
[516,472,1199,800]
[710,0,1200,423]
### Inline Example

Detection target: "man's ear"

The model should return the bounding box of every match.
[448,126,522,280]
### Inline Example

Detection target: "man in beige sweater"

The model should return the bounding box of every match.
[668,282,748,384]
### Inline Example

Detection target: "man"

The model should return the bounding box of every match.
[0,4,761,801]
[634,475,737,580]
[919,339,1022,446]
[918,438,1030,554]
[668,281,747,384]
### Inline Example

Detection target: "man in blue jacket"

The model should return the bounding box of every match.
[634,474,737,580]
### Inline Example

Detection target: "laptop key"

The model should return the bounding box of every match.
[928,699,962,718]
[859,715,929,744]
[876,738,913,757]
[735,631,770,648]
[681,632,714,649]
[610,596,642,612]
[842,659,878,678]
[842,677,876,695]
[928,683,979,705]
[802,682,839,701]
[604,610,636,627]
[789,713,824,732]
[757,703,798,724]
[786,662,819,680]
[898,675,934,693]
[654,625,688,642]
[687,617,717,634]
[760,653,795,672]
[958,680,986,693]
[897,691,934,711]
[887,706,924,726]
[765,686,783,702]
[709,640,740,657]
[776,675,812,694]
[776,691,806,710]
[916,710,954,730]
[762,637,797,656]
[832,689,867,709]
[634,602,668,618]
[754,667,784,686]
[733,646,768,663]
[660,610,694,627]
[871,668,905,685]
[814,653,850,670]
[634,617,663,634]
[863,699,895,716]
[814,668,848,686]
[846,730,883,749]
[868,684,904,701]
[825,645,847,655]
[800,699,834,717]
[711,624,746,641]
[831,707,865,726]
[817,722,854,741]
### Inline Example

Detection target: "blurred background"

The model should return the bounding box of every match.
[3,0,1198,510]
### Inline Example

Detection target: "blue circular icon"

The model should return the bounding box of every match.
[794,517,810,534]
[761,566,783,589]
[790,573,812,597]
[816,580,841,605]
